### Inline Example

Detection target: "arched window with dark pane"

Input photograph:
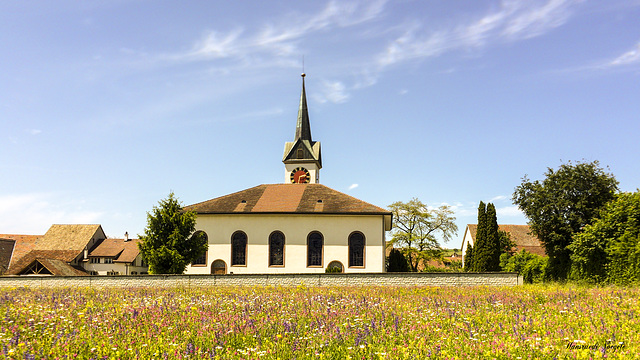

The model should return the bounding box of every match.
[269,231,285,266]
[348,232,365,267]
[191,231,208,266]
[231,231,247,266]
[307,231,323,267]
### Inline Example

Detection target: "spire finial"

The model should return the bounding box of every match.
[295,73,312,141]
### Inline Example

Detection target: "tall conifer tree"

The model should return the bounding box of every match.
[470,201,503,271]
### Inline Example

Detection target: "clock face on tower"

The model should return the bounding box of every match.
[290,167,310,183]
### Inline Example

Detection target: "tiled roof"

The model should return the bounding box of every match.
[88,238,141,263]
[0,239,16,274]
[185,184,391,215]
[0,234,40,269]
[5,250,82,275]
[35,224,103,252]
[466,224,546,256]
[34,258,89,276]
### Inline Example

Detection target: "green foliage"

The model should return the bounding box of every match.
[513,160,618,280]
[570,191,640,284]
[386,248,410,272]
[325,265,342,273]
[388,198,458,272]
[138,192,208,274]
[501,250,547,284]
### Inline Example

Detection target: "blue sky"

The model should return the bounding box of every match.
[2,0,639,248]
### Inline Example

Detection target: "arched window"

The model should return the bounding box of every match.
[192,231,208,266]
[307,231,323,267]
[231,231,247,266]
[269,231,285,266]
[349,232,365,267]
[211,260,226,274]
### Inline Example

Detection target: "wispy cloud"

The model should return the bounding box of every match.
[488,195,507,202]
[315,80,350,104]
[348,184,359,190]
[496,205,525,218]
[171,0,387,66]
[606,41,640,67]
[27,129,42,135]
[563,40,640,72]
[373,0,581,79]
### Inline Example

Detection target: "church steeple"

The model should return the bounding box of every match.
[283,73,322,184]
[295,73,312,141]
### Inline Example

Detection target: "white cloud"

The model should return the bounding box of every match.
[171,0,387,66]
[27,129,42,135]
[488,195,507,202]
[0,193,103,234]
[608,42,640,67]
[315,81,350,104]
[496,205,524,218]
[373,0,581,77]
[348,184,359,190]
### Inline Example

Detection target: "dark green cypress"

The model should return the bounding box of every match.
[464,243,475,272]
[474,201,489,271]
[485,203,501,271]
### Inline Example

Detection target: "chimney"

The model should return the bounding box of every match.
[124,232,129,242]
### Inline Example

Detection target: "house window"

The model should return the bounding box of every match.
[349,232,365,267]
[297,148,304,159]
[90,258,100,264]
[307,231,323,267]
[231,231,247,266]
[192,231,208,266]
[269,231,285,266]
[107,271,119,276]
[211,259,227,274]
[104,258,113,264]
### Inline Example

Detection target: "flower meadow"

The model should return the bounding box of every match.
[1,285,638,359]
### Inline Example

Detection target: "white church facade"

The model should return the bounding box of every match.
[184,74,391,274]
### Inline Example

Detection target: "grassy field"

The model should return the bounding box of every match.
[0,284,637,359]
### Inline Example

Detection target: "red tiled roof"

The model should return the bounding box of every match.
[5,250,82,275]
[0,234,40,269]
[185,184,390,215]
[35,224,103,252]
[466,224,546,256]
[34,258,89,276]
[88,238,141,263]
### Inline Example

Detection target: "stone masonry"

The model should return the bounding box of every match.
[0,272,522,288]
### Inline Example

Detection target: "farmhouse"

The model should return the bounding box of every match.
[183,74,392,275]
[460,224,545,267]
[1,225,148,276]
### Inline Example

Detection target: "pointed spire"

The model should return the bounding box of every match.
[295,73,312,141]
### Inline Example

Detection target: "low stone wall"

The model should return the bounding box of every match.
[0,272,521,288]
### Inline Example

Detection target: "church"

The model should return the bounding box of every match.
[184,74,392,274]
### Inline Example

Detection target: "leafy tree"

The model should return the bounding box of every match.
[386,248,410,272]
[138,192,208,274]
[388,198,458,272]
[501,250,547,284]
[570,191,640,284]
[513,160,618,280]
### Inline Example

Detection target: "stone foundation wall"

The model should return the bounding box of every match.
[0,272,521,288]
